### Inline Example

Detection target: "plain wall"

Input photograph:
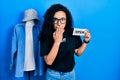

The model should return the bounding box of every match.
[0,0,120,80]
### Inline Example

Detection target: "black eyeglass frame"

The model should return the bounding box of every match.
[53,17,66,24]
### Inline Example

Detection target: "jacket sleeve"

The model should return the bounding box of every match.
[10,25,18,70]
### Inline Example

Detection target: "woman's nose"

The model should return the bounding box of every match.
[57,20,61,26]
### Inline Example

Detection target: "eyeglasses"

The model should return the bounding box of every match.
[53,17,66,24]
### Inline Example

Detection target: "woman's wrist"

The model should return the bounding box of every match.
[83,39,89,44]
[54,41,61,46]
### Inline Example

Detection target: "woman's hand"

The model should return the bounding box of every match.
[53,27,64,44]
[84,30,91,43]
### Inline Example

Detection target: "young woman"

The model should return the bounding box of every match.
[40,4,91,80]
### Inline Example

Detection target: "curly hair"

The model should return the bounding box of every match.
[40,4,73,41]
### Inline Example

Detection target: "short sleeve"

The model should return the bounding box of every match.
[40,39,52,57]
[75,36,82,49]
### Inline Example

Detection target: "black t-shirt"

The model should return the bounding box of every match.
[40,29,82,72]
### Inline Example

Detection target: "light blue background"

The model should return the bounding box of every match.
[0,0,120,80]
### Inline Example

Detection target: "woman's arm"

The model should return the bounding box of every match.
[75,30,91,56]
[75,43,87,56]
[44,28,64,65]
[44,42,60,65]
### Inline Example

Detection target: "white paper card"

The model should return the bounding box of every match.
[72,28,87,36]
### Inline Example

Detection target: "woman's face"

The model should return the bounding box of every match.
[53,11,66,30]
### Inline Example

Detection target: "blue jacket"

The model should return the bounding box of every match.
[10,23,45,77]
